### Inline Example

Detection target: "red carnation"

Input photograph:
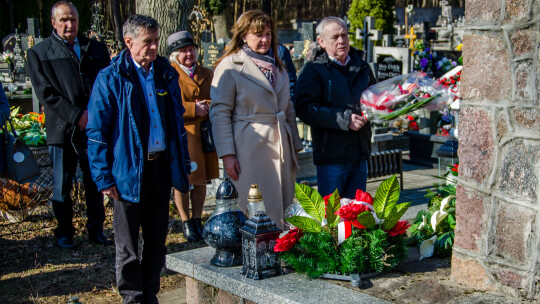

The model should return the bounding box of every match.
[385,221,410,237]
[451,164,459,172]
[274,228,303,252]
[336,203,370,221]
[354,189,373,204]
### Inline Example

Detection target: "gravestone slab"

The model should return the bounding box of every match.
[293,41,305,58]
[373,46,411,80]
[301,22,317,42]
[201,42,223,69]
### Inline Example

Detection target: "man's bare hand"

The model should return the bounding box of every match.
[77,110,89,130]
[102,186,120,200]
[348,113,367,131]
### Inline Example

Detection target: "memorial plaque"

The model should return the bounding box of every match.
[202,42,222,69]
[376,54,403,81]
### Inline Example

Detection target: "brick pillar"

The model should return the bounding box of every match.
[452,0,540,299]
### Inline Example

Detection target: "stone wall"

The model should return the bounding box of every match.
[451,0,540,299]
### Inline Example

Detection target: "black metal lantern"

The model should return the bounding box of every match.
[202,178,247,267]
[239,211,283,279]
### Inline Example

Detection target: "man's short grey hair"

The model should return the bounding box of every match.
[51,1,78,20]
[316,16,347,38]
[123,14,160,39]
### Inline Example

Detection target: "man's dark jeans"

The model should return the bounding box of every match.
[316,160,368,199]
[112,156,171,304]
[49,142,105,239]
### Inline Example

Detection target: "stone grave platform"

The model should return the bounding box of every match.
[166,246,390,304]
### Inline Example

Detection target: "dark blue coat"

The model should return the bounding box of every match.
[86,50,191,202]
[0,88,9,172]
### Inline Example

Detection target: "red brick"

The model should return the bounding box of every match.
[494,268,527,289]
[185,276,211,304]
[462,34,512,101]
[494,203,535,263]
[514,61,534,101]
[466,0,502,25]
[496,111,509,138]
[454,185,486,252]
[510,28,536,56]
[451,255,493,290]
[504,0,530,23]
[514,108,540,129]
[496,140,540,200]
[457,108,495,183]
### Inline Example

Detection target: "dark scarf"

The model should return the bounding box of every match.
[242,44,277,86]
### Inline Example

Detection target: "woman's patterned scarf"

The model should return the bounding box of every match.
[242,44,277,86]
[179,63,196,79]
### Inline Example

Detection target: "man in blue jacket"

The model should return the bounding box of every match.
[86,14,191,303]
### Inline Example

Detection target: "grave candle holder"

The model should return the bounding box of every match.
[239,211,282,280]
[202,177,246,267]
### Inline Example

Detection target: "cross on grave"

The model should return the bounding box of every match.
[404,26,417,49]
[356,16,382,63]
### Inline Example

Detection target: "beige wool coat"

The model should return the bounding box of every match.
[209,49,303,229]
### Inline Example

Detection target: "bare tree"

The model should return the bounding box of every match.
[136,0,195,55]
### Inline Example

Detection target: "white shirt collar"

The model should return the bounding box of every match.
[327,54,350,66]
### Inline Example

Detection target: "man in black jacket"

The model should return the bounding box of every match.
[295,16,376,199]
[27,1,112,249]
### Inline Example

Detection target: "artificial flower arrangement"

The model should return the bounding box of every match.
[275,175,410,278]
[412,40,433,73]
[360,72,455,121]
[5,107,47,146]
[408,164,458,259]
[1,51,14,65]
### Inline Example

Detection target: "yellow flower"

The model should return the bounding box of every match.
[456,43,463,51]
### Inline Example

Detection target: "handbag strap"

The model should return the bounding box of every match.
[1,118,19,138]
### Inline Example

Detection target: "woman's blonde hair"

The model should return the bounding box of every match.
[213,10,283,70]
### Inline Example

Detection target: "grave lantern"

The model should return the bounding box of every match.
[202,177,247,267]
[239,211,283,279]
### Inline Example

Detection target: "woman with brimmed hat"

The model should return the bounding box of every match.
[167,31,219,242]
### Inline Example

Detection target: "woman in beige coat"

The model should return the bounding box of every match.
[210,10,303,229]
[167,31,219,241]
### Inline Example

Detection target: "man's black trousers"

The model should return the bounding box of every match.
[49,141,105,239]
[112,156,172,304]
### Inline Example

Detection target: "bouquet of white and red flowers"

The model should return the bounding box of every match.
[360,72,456,121]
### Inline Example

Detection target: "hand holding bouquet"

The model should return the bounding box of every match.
[360,72,456,121]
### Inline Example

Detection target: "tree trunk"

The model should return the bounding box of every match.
[135,0,195,56]
[111,0,123,42]
[212,1,234,40]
